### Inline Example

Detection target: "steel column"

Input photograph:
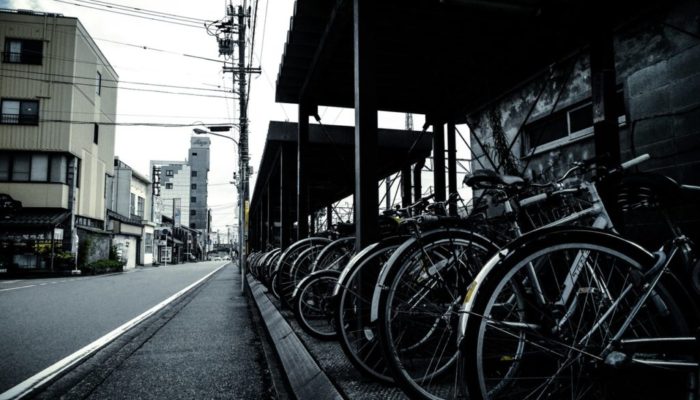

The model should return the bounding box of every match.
[447,122,458,215]
[401,166,412,207]
[590,26,620,167]
[326,205,333,231]
[297,104,312,240]
[280,144,297,249]
[413,158,424,202]
[353,0,379,250]
[433,123,446,202]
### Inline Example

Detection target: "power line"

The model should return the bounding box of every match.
[52,0,206,29]
[67,0,209,24]
[0,73,238,99]
[39,119,237,128]
[2,68,233,94]
[94,38,225,63]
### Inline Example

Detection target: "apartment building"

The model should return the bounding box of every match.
[0,10,117,271]
[106,157,155,268]
[150,136,210,261]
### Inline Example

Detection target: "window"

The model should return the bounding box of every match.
[0,153,67,183]
[165,170,173,176]
[165,183,173,189]
[191,183,197,190]
[191,196,196,203]
[1,99,39,125]
[3,38,42,65]
[0,155,9,180]
[191,170,197,177]
[93,124,99,144]
[12,154,30,181]
[130,193,136,216]
[96,71,102,95]
[144,233,153,254]
[137,196,145,218]
[49,155,67,183]
[75,158,81,188]
[192,152,198,156]
[524,91,626,154]
[190,209,196,216]
[190,223,196,229]
[30,154,48,181]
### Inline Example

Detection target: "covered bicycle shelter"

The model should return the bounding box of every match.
[249,121,432,251]
[259,0,656,251]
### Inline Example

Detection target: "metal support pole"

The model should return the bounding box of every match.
[280,144,297,249]
[326,205,333,231]
[590,25,620,167]
[447,122,458,216]
[297,104,311,239]
[401,166,412,208]
[353,0,379,250]
[413,158,425,202]
[433,123,446,202]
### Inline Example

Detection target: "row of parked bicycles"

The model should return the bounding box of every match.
[248,153,700,400]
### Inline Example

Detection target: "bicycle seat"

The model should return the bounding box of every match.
[464,169,525,190]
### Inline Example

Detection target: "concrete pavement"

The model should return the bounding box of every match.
[26,263,275,399]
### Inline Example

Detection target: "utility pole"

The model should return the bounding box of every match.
[211,2,260,290]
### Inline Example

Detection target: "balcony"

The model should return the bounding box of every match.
[0,114,39,125]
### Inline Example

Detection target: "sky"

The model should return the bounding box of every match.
[2,0,471,236]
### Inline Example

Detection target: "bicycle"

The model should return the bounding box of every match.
[373,155,650,400]
[458,162,700,399]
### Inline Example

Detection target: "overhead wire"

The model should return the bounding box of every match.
[51,0,206,29]
[0,73,238,99]
[65,0,209,24]
[2,68,234,94]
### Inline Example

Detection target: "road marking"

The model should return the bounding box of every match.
[0,280,22,284]
[0,285,37,292]
[0,262,228,400]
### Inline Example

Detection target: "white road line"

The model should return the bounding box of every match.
[0,280,22,284]
[0,285,37,293]
[0,262,228,400]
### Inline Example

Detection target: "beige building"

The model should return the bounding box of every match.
[106,157,155,268]
[0,9,117,271]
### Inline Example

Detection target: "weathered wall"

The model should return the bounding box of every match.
[468,0,700,247]
[77,228,110,264]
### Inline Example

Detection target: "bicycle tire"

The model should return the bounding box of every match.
[376,228,497,400]
[334,237,408,383]
[460,227,696,400]
[293,270,341,340]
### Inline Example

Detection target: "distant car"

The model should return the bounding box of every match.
[212,256,223,261]
[224,255,231,261]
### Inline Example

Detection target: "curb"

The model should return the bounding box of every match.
[247,275,344,400]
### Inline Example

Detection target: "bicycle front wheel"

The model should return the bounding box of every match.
[461,228,695,400]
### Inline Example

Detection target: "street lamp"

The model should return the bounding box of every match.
[193,126,247,291]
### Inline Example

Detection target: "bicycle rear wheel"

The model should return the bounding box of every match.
[461,228,696,400]
[376,229,497,399]
[334,237,407,383]
[294,270,341,340]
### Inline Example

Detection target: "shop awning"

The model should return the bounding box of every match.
[0,208,70,231]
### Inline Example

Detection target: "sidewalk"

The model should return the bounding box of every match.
[35,263,276,400]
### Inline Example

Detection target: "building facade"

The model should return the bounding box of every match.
[105,157,154,268]
[150,136,211,261]
[0,10,117,272]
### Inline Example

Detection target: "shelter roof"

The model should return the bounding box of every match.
[250,121,433,214]
[276,0,662,121]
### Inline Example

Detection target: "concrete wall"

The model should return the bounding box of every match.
[77,228,110,264]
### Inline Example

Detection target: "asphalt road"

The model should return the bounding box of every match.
[0,262,227,393]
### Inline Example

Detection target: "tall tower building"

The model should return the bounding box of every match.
[187,136,210,231]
